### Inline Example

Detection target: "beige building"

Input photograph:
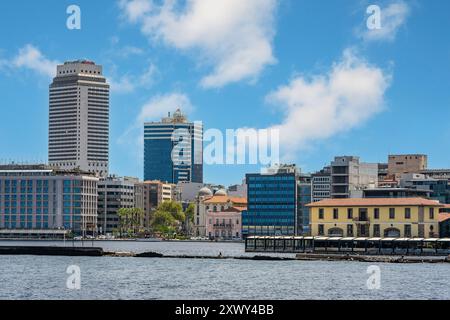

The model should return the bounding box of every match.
[388,154,428,180]
[308,198,441,238]
[136,180,176,228]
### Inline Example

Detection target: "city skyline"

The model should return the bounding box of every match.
[0,0,450,186]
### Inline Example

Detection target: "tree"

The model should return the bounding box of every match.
[118,208,145,237]
[184,203,196,236]
[157,201,185,222]
[185,203,195,224]
[151,201,185,238]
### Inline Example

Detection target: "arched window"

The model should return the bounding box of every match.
[384,228,400,238]
[328,227,344,237]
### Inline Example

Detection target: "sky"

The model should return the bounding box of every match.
[0,0,449,186]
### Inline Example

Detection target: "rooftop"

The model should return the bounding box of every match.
[307,197,443,207]
[203,195,247,205]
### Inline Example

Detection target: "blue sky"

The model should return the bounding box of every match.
[0,0,449,186]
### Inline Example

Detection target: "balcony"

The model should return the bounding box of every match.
[352,217,370,224]
[213,224,233,229]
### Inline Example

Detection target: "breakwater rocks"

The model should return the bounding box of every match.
[295,253,450,263]
[0,246,104,257]
[1,246,449,263]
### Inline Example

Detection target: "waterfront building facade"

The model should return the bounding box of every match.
[206,207,244,240]
[49,60,110,177]
[0,165,98,237]
[243,165,298,237]
[194,188,247,237]
[97,176,138,235]
[137,180,176,228]
[330,156,378,199]
[144,109,203,184]
[308,198,441,238]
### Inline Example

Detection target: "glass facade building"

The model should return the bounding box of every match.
[297,175,312,235]
[243,171,298,237]
[144,110,203,184]
[0,165,98,237]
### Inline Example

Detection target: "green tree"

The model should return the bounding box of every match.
[151,201,185,238]
[118,208,145,237]
[185,203,195,224]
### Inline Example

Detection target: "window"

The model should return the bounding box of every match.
[347,224,354,237]
[333,208,339,220]
[318,225,324,236]
[373,224,380,237]
[389,208,395,219]
[319,208,324,220]
[405,208,411,219]
[374,208,380,220]
[429,208,435,219]
[404,225,412,238]
[347,208,353,219]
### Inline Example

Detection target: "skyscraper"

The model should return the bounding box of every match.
[48,60,110,177]
[144,109,203,184]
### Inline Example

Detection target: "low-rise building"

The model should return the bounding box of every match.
[137,180,176,228]
[0,164,98,237]
[439,205,450,238]
[97,176,139,235]
[308,198,441,238]
[193,188,247,237]
[206,207,244,240]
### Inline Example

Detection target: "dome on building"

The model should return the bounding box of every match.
[215,189,227,196]
[198,187,213,197]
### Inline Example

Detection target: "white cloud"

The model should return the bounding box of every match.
[137,92,194,123]
[265,49,391,160]
[12,44,60,78]
[109,75,136,94]
[119,0,152,22]
[109,62,159,94]
[118,0,278,88]
[361,0,410,42]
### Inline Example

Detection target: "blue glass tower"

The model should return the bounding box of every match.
[243,165,299,237]
[144,109,203,184]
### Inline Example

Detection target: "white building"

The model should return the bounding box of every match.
[49,60,110,177]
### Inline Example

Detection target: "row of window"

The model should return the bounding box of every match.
[318,207,436,220]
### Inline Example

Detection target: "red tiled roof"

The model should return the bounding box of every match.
[439,213,450,223]
[203,196,247,205]
[307,198,443,207]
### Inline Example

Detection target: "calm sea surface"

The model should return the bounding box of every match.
[0,240,449,300]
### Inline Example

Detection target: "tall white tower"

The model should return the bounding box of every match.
[48,60,110,176]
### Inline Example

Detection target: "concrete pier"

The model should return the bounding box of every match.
[0,246,104,257]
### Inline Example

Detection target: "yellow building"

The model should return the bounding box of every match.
[307,198,442,238]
